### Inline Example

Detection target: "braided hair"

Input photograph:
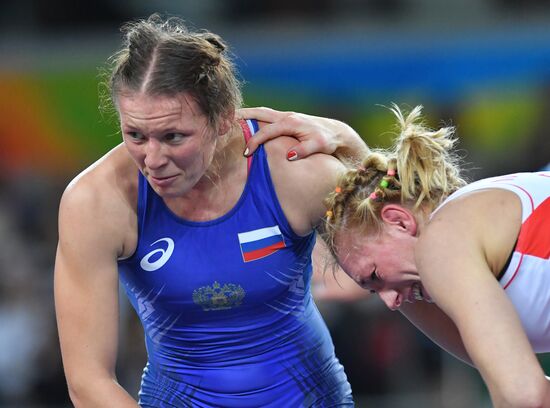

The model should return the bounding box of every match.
[323,105,466,256]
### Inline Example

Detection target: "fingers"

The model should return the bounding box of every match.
[245,137,321,161]
[243,120,297,157]
[237,107,292,157]
[285,139,321,161]
[238,107,337,160]
[236,107,289,123]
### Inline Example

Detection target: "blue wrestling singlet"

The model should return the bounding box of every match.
[118,120,353,407]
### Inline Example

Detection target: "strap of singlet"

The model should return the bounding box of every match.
[238,119,254,173]
[497,239,517,281]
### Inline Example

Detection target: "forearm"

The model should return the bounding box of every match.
[67,376,139,408]
[469,332,549,408]
[443,279,548,407]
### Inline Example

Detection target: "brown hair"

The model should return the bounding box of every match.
[100,14,242,130]
[323,104,466,255]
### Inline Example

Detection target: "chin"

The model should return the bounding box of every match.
[151,185,180,198]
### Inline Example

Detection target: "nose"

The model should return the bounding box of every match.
[378,289,402,311]
[144,139,168,170]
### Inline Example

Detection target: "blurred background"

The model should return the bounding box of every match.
[1,0,549,407]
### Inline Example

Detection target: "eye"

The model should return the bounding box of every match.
[357,277,375,293]
[126,131,144,141]
[164,133,186,143]
[370,268,379,282]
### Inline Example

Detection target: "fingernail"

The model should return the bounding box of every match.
[243,148,250,157]
[287,150,298,161]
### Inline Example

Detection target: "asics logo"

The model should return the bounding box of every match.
[140,238,175,271]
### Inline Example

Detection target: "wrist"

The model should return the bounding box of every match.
[334,122,369,161]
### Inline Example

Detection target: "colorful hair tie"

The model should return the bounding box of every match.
[369,192,378,200]
[387,169,396,177]
[334,186,342,193]
[379,179,389,188]
[325,210,333,218]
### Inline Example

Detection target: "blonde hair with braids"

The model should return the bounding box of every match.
[323,104,466,255]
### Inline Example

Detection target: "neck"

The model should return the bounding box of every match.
[414,203,435,236]
[166,121,247,220]
[203,122,244,187]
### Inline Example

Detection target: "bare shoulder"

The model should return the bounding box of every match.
[58,144,138,258]
[262,133,345,235]
[61,144,137,216]
[418,188,522,278]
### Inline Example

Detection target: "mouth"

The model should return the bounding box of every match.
[149,174,178,187]
[411,283,433,303]
[150,174,176,181]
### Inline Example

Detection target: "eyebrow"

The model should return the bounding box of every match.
[122,126,193,135]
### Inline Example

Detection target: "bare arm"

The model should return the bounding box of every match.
[259,130,370,302]
[416,193,550,408]
[262,133,345,236]
[399,301,472,365]
[54,172,139,407]
[237,107,369,162]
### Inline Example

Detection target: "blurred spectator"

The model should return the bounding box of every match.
[0,173,67,405]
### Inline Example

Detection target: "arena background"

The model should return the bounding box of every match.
[1,1,549,407]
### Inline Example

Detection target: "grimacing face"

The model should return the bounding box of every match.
[118,91,223,199]
[334,218,432,310]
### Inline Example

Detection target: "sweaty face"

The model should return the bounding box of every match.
[118,92,219,198]
[334,225,431,310]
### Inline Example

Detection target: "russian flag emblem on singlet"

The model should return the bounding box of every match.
[238,226,286,262]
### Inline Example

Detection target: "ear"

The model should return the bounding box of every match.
[218,109,235,136]
[380,204,418,236]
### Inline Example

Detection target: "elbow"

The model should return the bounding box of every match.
[65,370,126,406]
[66,377,90,407]
[494,380,549,408]
[65,374,101,407]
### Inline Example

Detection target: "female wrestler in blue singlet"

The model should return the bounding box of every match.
[118,118,350,407]
[55,14,364,407]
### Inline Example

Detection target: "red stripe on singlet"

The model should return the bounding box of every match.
[238,120,253,173]
[501,183,536,289]
[516,197,550,259]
